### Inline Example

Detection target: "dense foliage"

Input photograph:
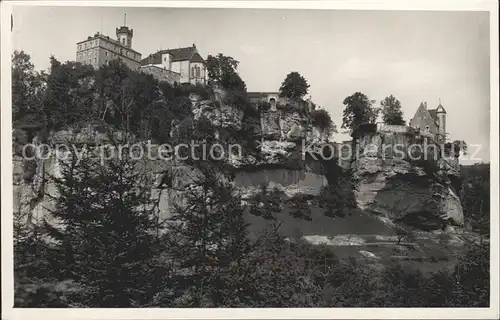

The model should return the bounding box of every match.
[12,51,212,145]
[12,52,490,308]
[206,53,247,92]
[311,109,336,135]
[42,144,160,307]
[460,163,490,234]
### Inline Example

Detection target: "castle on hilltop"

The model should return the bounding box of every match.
[75,18,206,85]
[76,24,142,70]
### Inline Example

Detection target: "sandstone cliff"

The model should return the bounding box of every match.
[12,91,464,234]
[350,131,464,231]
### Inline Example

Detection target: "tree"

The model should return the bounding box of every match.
[248,184,283,221]
[42,56,95,130]
[95,59,161,137]
[341,92,377,133]
[44,142,160,307]
[11,50,46,125]
[206,53,247,92]
[161,161,254,307]
[444,140,468,158]
[380,95,405,125]
[460,163,489,234]
[318,177,356,218]
[311,109,337,136]
[279,71,310,100]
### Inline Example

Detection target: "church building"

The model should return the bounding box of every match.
[409,101,447,140]
[140,44,207,85]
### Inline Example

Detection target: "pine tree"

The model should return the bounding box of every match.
[161,159,254,307]
[158,116,254,306]
[44,143,160,307]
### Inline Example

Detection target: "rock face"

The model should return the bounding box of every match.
[192,100,244,131]
[235,168,328,199]
[279,110,307,141]
[13,155,59,225]
[13,90,464,234]
[351,132,464,230]
[260,110,281,140]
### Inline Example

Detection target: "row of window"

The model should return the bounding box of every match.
[77,39,139,60]
[78,40,97,50]
[77,48,98,57]
[77,49,140,61]
[83,57,124,67]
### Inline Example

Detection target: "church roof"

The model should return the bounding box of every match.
[141,53,161,65]
[427,104,446,124]
[428,109,439,123]
[436,103,447,113]
[189,52,205,63]
[141,45,205,65]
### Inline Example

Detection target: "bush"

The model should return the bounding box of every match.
[248,185,284,220]
[276,101,307,115]
[256,101,271,112]
[222,90,250,109]
[287,193,314,221]
[318,177,356,217]
[352,123,377,137]
[311,109,333,131]
[178,83,211,100]
[393,224,415,245]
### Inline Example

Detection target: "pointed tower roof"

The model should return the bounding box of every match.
[436,100,446,113]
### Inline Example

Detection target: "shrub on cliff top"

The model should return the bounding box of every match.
[311,109,336,134]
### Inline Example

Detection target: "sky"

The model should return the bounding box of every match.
[12,6,491,164]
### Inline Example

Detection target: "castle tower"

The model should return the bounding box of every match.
[436,100,447,139]
[116,14,133,48]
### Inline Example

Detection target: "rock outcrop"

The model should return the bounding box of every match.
[192,99,244,131]
[351,131,464,231]
[12,88,465,234]
[235,168,328,199]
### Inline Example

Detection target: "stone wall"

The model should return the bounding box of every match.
[140,65,181,85]
[376,123,412,134]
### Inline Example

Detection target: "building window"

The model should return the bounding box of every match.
[105,51,108,56]
[196,66,201,77]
